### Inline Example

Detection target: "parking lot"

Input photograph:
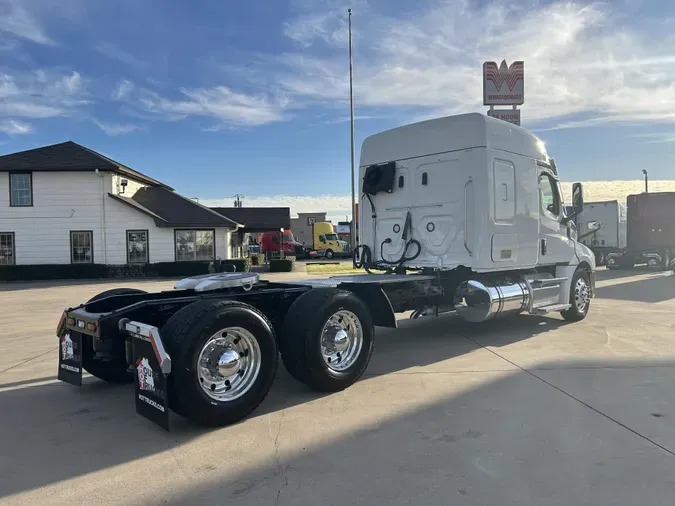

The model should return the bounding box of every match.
[1,268,675,505]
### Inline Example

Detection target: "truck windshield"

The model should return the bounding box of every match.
[284,233,296,242]
[325,233,338,241]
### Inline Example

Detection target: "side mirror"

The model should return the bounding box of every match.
[587,220,601,231]
[572,182,584,214]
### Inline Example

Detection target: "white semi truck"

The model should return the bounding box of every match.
[55,113,596,429]
[574,200,627,266]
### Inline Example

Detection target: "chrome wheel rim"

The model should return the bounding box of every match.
[320,310,363,371]
[197,327,261,402]
[574,277,590,313]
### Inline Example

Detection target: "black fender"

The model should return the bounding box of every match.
[337,282,397,328]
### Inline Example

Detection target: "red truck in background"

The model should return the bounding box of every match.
[259,230,309,258]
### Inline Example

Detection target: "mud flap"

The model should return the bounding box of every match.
[125,321,172,431]
[57,331,83,386]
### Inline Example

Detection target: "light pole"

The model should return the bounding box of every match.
[348,8,357,260]
[642,169,648,193]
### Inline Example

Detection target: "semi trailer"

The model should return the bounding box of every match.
[575,200,627,266]
[55,113,596,430]
[606,191,675,270]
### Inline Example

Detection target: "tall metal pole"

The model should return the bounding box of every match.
[348,8,357,256]
[642,169,649,193]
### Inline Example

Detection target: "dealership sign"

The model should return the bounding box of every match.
[483,60,524,106]
[487,108,520,126]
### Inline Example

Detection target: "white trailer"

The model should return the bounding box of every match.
[575,200,627,265]
[56,113,597,429]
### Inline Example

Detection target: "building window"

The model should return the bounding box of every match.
[70,231,93,264]
[127,230,149,263]
[175,229,215,261]
[9,172,33,207]
[0,232,15,265]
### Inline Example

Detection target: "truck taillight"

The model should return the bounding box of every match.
[86,321,97,332]
[67,317,75,326]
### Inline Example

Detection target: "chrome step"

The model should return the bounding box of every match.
[529,276,567,288]
[532,303,571,315]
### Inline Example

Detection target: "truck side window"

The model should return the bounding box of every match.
[539,173,560,217]
[320,235,326,243]
[398,175,404,188]
[272,236,279,244]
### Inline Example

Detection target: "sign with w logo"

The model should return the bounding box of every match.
[483,60,524,105]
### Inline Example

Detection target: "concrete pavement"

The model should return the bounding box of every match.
[1,268,675,505]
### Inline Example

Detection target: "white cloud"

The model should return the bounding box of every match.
[0,118,33,135]
[264,0,675,128]
[112,79,134,100]
[626,131,675,144]
[62,71,81,93]
[137,86,287,127]
[0,69,88,119]
[283,11,348,48]
[91,119,142,136]
[0,0,54,45]
[95,42,146,68]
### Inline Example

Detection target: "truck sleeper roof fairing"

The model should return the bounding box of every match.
[359,113,549,168]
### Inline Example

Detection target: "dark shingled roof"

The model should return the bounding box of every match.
[0,141,172,190]
[110,187,241,228]
[210,207,290,232]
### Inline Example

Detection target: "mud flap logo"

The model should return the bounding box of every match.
[57,332,83,387]
[61,334,75,361]
[132,338,170,431]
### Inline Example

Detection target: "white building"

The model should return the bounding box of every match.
[0,141,241,266]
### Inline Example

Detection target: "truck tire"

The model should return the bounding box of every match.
[82,288,147,383]
[160,299,278,426]
[325,249,334,259]
[280,288,374,392]
[561,268,591,322]
[595,251,605,267]
[662,250,671,271]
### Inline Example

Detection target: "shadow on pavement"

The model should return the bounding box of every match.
[594,266,664,281]
[0,375,57,389]
[0,313,568,500]
[595,271,675,303]
[165,357,675,506]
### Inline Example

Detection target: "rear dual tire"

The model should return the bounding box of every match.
[160,300,278,427]
[280,288,374,392]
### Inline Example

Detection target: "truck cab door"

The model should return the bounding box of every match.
[538,172,574,264]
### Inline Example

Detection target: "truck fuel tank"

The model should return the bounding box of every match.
[453,273,564,322]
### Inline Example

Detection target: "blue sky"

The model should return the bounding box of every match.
[2,0,675,219]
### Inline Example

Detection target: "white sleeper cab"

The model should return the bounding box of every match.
[356,113,595,321]
[55,113,596,430]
